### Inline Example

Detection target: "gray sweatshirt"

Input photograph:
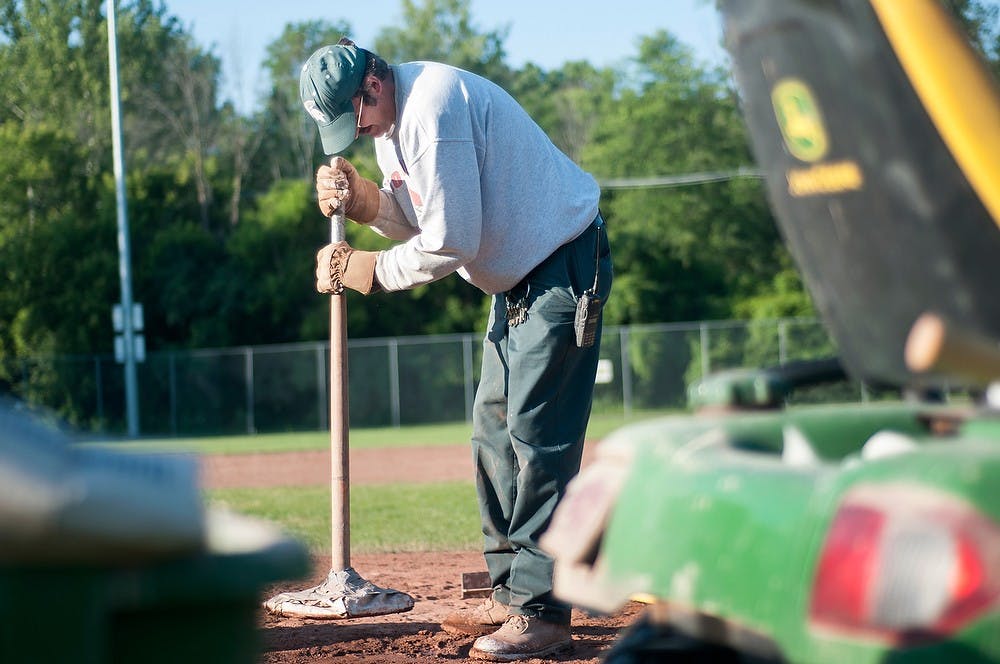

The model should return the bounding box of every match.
[369,62,600,295]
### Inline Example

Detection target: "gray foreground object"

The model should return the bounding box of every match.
[0,396,312,663]
[0,397,203,562]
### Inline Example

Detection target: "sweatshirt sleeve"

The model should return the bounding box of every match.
[366,190,419,241]
[374,138,483,292]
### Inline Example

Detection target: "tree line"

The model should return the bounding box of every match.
[1,0,997,404]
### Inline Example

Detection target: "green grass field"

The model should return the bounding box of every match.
[102,410,670,456]
[113,410,672,554]
[209,482,481,553]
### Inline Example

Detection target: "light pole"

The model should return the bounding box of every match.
[106,0,140,437]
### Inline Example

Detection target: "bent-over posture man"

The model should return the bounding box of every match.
[300,38,612,661]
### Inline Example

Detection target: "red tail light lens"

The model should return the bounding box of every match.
[809,484,1000,643]
[952,534,984,603]
[937,529,996,632]
[811,505,885,628]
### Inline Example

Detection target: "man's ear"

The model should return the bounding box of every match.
[368,76,382,97]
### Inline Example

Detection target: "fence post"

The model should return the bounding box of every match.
[388,339,401,428]
[316,342,328,432]
[778,319,789,365]
[700,322,711,378]
[169,352,178,436]
[95,357,105,432]
[619,327,633,417]
[463,334,475,423]
[245,346,255,434]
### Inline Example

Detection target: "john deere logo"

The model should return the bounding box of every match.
[771,79,828,162]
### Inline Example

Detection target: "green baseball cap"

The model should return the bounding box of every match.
[299,43,366,154]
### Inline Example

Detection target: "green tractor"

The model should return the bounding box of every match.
[542,1,1000,661]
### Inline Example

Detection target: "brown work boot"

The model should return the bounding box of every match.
[441,595,509,636]
[469,615,572,661]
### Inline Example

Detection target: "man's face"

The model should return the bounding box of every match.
[353,75,396,141]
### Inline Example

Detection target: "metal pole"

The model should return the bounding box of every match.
[388,339,401,428]
[700,322,711,378]
[316,343,328,432]
[245,347,255,434]
[778,319,789,365]
[95,357,104,429]
[169,352,177,436]
[329,212,350,570]
[462,334,474,423]
[620,327,633,417]
[106,0,139,437]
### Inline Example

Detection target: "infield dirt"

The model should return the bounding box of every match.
[202,445,642,663]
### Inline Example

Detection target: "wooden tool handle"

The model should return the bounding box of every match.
[331,210,346,243]
[905,312,1000,384]
[329,209,350,570]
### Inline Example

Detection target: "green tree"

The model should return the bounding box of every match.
[132,33,223,230]
[0,122,116,421]
[0,0,192,168]
[509,61,615,162]
[257,19,353,182]
[0,123,113,355]
[0,0,235,425]
[584,31,788,325]
[0,0,111,167]
[221,179,326,345]
[374,0,510,82]
[944,0,1000,73]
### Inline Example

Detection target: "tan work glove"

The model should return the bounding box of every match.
[316,241,382,295]
[315,157,380,224]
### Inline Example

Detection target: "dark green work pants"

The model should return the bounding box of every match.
[471,214,612,625]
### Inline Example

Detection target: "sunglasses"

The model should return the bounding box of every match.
[355,94,364,140]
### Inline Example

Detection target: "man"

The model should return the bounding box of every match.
[300,38,612,661]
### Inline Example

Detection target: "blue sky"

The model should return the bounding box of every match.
[158,0,728,112]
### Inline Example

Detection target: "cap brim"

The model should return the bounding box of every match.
[318,104,358,155]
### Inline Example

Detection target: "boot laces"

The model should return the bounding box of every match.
[502,615,530,633]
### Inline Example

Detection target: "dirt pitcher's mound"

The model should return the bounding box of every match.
[261,552,643,664]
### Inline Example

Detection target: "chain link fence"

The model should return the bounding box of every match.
[6,317,872,438]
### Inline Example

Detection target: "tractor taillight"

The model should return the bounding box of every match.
[935,529,996,633]
[809,484,1000,644]
[810,505,885,628]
